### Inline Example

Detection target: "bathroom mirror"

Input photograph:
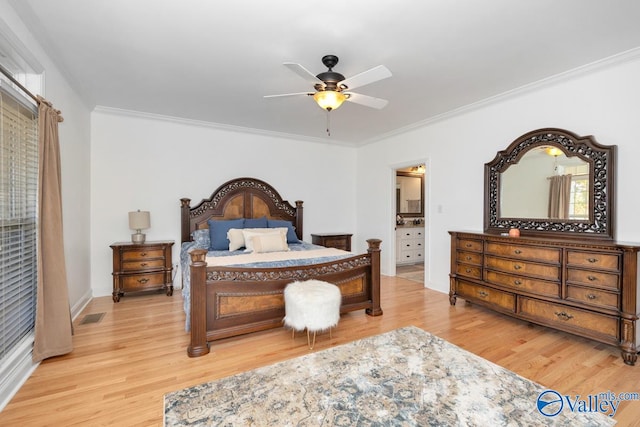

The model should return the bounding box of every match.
[484,128,616,239]
[396,170,424,217]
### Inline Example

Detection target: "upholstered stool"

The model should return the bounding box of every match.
[283,280,341,349]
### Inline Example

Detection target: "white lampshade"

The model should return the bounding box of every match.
[128,210,150,231]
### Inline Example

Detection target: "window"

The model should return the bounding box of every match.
[563,164,589,220]
[0,81,38,363]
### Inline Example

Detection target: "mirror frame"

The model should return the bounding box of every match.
[396,171,425,218]
[484,128,616,240]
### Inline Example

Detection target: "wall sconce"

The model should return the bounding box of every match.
[128,210,150,244]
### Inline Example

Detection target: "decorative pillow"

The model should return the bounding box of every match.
[191,229,210,249]
[208,218,245,250]
[227,228,246,251]
[252,233,289,253]
[228,227,277,251]
[244,216,268,228]
[267,219,301,243]
[242,228,287,252]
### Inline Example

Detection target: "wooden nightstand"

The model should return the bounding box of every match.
[110,240,174,302]
[311,233,352,251]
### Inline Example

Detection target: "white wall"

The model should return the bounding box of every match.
[0,4,92,314]
[357,55,640,294]
[90,111,358,297]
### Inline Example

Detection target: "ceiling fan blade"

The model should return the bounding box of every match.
[345,92,389,109]
[283,62,326,87]
[264,92,313,98]
[339,65,392,91]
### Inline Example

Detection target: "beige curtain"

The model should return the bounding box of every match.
[548,174,572,219]
[32,96,73,362]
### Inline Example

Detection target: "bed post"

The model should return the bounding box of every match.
[187,249,210,357]
[295,200,304,240]
[180,198,192,243]
[366,238,383,316]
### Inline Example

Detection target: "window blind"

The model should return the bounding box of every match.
[0,81,38,363]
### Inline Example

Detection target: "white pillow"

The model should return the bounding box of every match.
[227,228,246,251]
[242,228,287,252]
[252,233,290,253]
[227,227,284,251]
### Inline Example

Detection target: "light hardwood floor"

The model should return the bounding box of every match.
[2,276,639,426]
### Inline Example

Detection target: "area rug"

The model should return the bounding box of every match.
[164,326,615,426]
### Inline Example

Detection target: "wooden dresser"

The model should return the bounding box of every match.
[110,240,174,302]
[449,231,640,365]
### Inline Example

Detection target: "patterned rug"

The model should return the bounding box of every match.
[164,326,615,426]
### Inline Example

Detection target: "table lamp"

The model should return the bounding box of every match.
[128,210,150,244]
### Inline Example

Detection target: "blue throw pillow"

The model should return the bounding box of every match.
[267,219,301,243]
[208,218,245,250]
[244,216,268,228]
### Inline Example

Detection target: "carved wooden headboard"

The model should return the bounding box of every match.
[180,177,303,243]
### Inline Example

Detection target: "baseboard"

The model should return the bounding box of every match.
[0,334,38,412]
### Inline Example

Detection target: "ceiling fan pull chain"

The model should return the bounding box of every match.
[326,111,331,136]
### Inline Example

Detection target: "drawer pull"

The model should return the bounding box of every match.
[465,268,472,273]
[514,249,522,255]
[513,264,522,270]
[478,290,489,298]
[465,256,472,261]
[554,311,574,321]
[513,279,522,286]
[587,257,598,263]
[137,278,149,284]
[587,294,597,300]
[140,263,148,267]
[587,275,597,281]
[140,252,148,257]
[465,243,472,248]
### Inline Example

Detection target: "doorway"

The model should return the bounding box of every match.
[394,163,427,284]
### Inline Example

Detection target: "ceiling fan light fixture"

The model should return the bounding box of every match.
[313,90,346,111]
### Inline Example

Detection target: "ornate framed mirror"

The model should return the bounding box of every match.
[484,128,616,240]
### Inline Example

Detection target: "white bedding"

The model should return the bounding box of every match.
[206,247,348,267]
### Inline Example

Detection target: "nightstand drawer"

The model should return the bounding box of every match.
[122,272,166,291]
[123,259,166,271]
[122,248,165,261]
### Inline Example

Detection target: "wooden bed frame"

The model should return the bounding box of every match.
[180,177,383,357]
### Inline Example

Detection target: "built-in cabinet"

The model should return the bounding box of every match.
[449,231,640,365]
[396,226,424,265]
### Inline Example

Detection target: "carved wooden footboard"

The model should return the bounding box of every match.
[187,239,382,357]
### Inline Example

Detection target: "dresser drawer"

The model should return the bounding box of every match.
[485,256,560,281]
[456,264,482,279]
[122,248,165,261]
[121,272,167,291]
[566,269,619,290]
[485,270,560,298]
[457,281,515,312]
[566,285,619,311]
[485,243,561,264]
[519,297,619,341]
[123,258,166,271]
[566,251,620,272]
[457,250,482,266]
[457,238,483,252]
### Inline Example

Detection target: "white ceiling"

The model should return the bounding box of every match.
[10,0,640,145]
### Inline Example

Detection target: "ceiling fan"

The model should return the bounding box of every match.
[264,55,392,112]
